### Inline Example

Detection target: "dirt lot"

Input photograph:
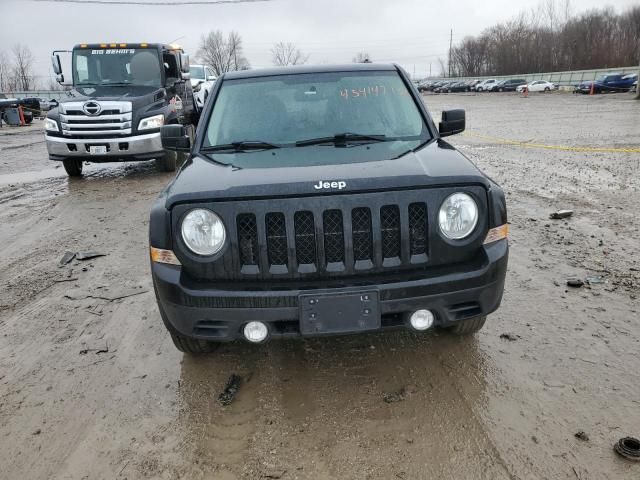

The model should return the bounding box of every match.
[1,92,639,480]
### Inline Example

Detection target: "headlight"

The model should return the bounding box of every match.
[181,209,226,256]
[44,118,58,132]
[438,193,478,240]
[138,114,164,131]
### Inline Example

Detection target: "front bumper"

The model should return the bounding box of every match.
[46,132,164,162]
[152,239,508,342]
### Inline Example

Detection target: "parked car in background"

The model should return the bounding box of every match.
[474,79,497,92]
[576,73,637,94]
[417,80,433,92]
[468,79,481,90]
[448,81,471,93]
[434,81,456,93]
[516,80,556,93]
[428,81,446,91]
[490,78,527,92]
[190,64,217,108]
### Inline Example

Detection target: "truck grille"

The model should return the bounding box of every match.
[59,101,133,138]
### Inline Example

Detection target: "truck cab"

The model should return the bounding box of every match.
[45,43,198,176]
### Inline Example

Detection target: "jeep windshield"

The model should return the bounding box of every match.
[202,70,430,163]
[72,48,162,87]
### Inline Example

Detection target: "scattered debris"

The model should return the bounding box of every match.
[76,251,107,261]
[586,276,605,285]
[500,333,519,341]
[614,437,640,461]
[79,343,109,355]
[550,210,574,220]
[382,387,407,403]
[64,289,148,302]
[574,431,589,442]
[32,429,41,435]
[59,251,76,265]
[218,374,242,406]
[263,469,287,479]
[567,278,584,288]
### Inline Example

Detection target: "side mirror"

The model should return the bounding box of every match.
[180,53,190,73]
[51,54,62,75]
[161,125,191,152]
[439,109,465,137]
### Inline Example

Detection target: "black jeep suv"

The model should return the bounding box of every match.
[150,64,508,353]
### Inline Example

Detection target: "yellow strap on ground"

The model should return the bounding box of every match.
[463,131,640,153]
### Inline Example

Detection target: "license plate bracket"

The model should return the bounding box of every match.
[299,291,380,335]
[88,145,108,155]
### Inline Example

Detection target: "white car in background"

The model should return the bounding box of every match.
[474,79,497,92]
[517,80,556,93]
[189,64,217,108]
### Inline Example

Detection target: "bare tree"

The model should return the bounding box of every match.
[11,44,34,91]
[0,50,9,92]
[271,42,308,66]
[450,2,640,77]
[352,52,372,63]
[197,30,250,76]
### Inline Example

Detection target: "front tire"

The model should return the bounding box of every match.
[62,159,83,177]
[449,316,487,335]
[170,332,219,354]
[157,150,177,172]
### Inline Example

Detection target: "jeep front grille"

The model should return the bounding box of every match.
[233,202,428,276]
[59,101,133,138]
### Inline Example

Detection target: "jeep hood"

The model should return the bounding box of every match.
[164,140,490,208]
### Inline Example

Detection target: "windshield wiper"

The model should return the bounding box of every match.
[203,141,281,152]
[295,132,389,147]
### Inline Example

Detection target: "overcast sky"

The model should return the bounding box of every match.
[0,0,636,86]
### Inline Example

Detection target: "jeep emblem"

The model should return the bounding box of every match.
[314,180,347,190]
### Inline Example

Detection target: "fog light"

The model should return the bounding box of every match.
[409,310,435,331]
[243,321,268,343]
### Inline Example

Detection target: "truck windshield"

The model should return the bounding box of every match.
[203,71,429,149]
[190,66,205,80]
[72,48,162,87]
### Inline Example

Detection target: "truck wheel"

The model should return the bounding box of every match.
[62,159,83,177]
[449,316,486,335]
[158,150,177,172]
[170,332,219,354]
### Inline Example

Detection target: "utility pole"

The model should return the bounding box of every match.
[429,63,432,78]
[448,29,453,78]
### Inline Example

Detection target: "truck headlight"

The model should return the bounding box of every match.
[44,118,59,132]
[138,114,164,131]
[438,193,478,240]
[181,209,226,256]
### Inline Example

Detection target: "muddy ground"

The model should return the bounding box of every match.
[0,92,639,480]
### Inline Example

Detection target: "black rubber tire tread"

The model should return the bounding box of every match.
[170,332,219,354]
[62,159,83,177]
[450,316,487,335]
[158,150,177,172]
